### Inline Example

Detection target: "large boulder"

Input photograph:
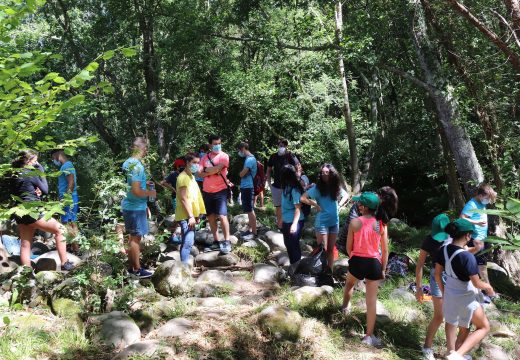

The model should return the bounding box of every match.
[293,285,333,305]
[112,340,175,360]
[253,264,286,284]
[0,242,18,275]
[258,305,302,342]
[195,251,239,267]
[333,258,349,278]
[35,271,64,287]
[261,231,286,251]
[195,229,214,246]
[479,341,511,360]
[189,297,226,307]
[274,252,290,267]
[146,318,194,339]
[34,251,82,272]
[241,239,270,252]
[52,278,83,301]
[52,297,82,319]
[489,320,516,338]
[95,311,141,349]
[151,261,193,297]
[194,270,234,297]
[390,288,416,303]
[163,251,195,268]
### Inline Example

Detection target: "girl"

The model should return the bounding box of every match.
[280,165,305,264]
[435,219,494,360]
[10,150,73,270]
[341,192,388,347]
[301,164,348,271]
[415,213,450,360]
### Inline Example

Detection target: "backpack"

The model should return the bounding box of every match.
[253,160,265,196]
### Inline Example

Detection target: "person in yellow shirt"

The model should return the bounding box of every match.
[175,153,206,264]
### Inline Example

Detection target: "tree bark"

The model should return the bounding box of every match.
[438,125,466,211]
[504,0,520,40]
[334,1,361,194]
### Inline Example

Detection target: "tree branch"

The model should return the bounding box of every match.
[210,34,338,51]
[380,64,437,95]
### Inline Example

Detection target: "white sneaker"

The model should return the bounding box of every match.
[446,351,471,360]
[361,335,382,347]
[421,347,435,360]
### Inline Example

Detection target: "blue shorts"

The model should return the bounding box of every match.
[241,187,254,213]
[429,268,447,298]
[203,189,228,216]
[122,210,149,236]
[61,194,79,223]
[316,224,339,235]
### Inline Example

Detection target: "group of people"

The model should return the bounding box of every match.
[8,136,499,358]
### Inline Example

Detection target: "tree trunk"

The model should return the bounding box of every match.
[334,1,361,194]
[504,0,520,40]
[438,125,466,211]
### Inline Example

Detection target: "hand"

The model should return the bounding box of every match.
[35,187,42,197]
[476,221,487,226]
[290,223,297,234]
[486,285,496,297]
[415,287,423,303]
[147,190,157,198]
[188,217,196,229]
[315,205,322,212]
[277,219,283,230]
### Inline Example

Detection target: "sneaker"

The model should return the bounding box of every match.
[169,234,182,245]
[481,293,492,304]
[240,230,255,240]
[219,240,232,255]
[129,268,153,279]
[204,241,221,252]
[361,335,382,347]
[421,347,435,360]
[446,351,470,360]
[61,260,75,271]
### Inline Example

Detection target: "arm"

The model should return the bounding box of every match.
[460,213,486,226]
[435,263,445,295]
[160,179,175,192]
[179,186,196,228]
[239,166,250,178]
[380,225,389,276]
[338,191,349,207]
[31,164,48,194]
[469,275,495,296]
[415,250,428,301]
[199,164,223,177]
[346,220,359,257]
[300,191,321,211]
[130,181,153,198]
[265,166,272,184]
[66,174,75,193]
[290,204,302,233]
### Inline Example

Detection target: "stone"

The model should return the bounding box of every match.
[35,271,64,286]
[147,317,194,339]
[390,288,416,302]
[164,251,195,267]
[231,214,250,233]
[489,320,516,338]
[112,340,175,360]
[52,278,82,301]
[197,269,230,283]
[52,298,82,319]
[333,258,349,278]
[261,231,286,251]
[487,262,508,277]
[275,252,290,267]
[163,216,176,228]
[241,239,270,252]
[229,235,239,245]
[253,264,285,284]
[148,221,159,235]
[195,251,239,267]
[480,341,511,360]
[31,241,50,256]
[96,311,141,349]
[34,251,81,272]
[151,261,193,297]
[293,285,333,305]
[302,227,315,238]
[258,305,302,342]
[195,229,213,245]
[194,270,234,297]
[190,297,226,307]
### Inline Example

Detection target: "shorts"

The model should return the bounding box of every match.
[316,224,339,235]
[429,268,447,298]
[203,189,228,216]
[122,210,149,236]
[348,256,383,281]
[12,213,42,225]
[61,194,79,223]
[270,185,282,207]
[469,239,491,265]
[241,187,254,213]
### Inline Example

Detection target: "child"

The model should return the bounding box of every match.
[435,219,494,360]
[341,192,388,347]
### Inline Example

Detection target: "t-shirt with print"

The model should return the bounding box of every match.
[435,244,479,282]
[281,187,304,223]
[58,161,78,198]
[306,185,347,228]
[267,152,299,188]
[240,155,257,189]
[421,235,445,268]
[461,198,488,241]
[122,157,148,211]
[201,152,229,193]
[175,171,206,221]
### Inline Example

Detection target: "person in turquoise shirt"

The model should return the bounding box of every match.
[301,163,349,271]
[121,137,156,278]
[51,149,80,254]
[238,142,257,240]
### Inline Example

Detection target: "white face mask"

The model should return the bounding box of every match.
[481,198,490,205]
[278,147,286,155]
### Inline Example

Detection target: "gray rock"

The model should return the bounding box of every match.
[479,341,511,360]
[190,297,226,307]
[390,288,416,302]
[487,262,509,277]
[35,271,64,286]
[97,311,141,349]
[490,320,516,338]
[275,252,290,267]
[164,251,195,267]
[34,251,81,272]
[0,244,18,274]
[231,214,250,233]
[147,318,193,339]
[258,305,302,342]
[333,258,349,278]
[31,241,50,256]
[197,269,230,284]
[194,270,234,297]
[195,251,239,267]
[195,229,213,245]
[52,297,82,319]
[261,231,286,251]
[253,264,285,284]
[112,340,175,360]
[303,227,315,238]
[293,285,333,305]
[163,216,176,228]
[148,221,159,235]
[241,239,270,252]
[151,260,193,297]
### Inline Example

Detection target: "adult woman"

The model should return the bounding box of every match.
[435,219,494,360]
[341,192,388,347]
[11,150,73,270]
[301,163,348,271]
[280,164,305,264]
[415,213,450,360]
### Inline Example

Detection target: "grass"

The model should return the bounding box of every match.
[234,243,270,263]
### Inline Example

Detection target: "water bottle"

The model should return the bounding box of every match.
[148,182,155,202]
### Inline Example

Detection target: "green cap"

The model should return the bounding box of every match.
[352,192,380,210]
[453,218,474,234]
[431,213,449,242]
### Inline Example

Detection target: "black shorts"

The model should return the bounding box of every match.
[468,239,491,265]
[348,256,383,281]
[12,213,42,225]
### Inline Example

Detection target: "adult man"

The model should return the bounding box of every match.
[266,139,300,229]
[237,142,257,240]
[199,135,232,254]
[122,137,156,278]
[51,149,80,254]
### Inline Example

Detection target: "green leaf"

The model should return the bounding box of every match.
[60,94,85,110]
[85,61,99,72]
[77,70,93,81]
[53,76,66,84]
[102,50,115,60]
[121,47,137,57]
[2,316,10,325]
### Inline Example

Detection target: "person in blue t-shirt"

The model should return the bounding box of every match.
[280,164,305,264]
[121,137,156,278]
[301,163,349,271]
[51,149,80,254]
[237,142,258,240]
[460,183,497,303]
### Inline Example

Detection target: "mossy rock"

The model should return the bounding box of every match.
[258,305,302,342]
[52,297,82,319]
[35,271,65,287]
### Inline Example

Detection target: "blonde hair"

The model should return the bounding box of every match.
[131,137,148,156]
[477,183,497,202]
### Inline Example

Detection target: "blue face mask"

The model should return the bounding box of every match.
[52,159,61,167]
[237,151,245,158]
[190,164,200,174]
[212,144,222,153]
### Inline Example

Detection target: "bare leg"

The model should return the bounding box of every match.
[207,214,219,242]
[445,323,458,354]
[326,233,337,271]
[342,273,358,309]
[115,223,126,254]
[18,224,35,266]
[34,218,67,264]
[128,235,141,270]
[365,279,380,337]
[478,265,489,284]
[455,306,490,355]
[455,327,470,351]
[259,191,264,207]
[315,232,327,248]
[275,206,282,229]
[424,296,444,348]
[247,211,257,235]
[67,222,79,252]
[220,214,231,240]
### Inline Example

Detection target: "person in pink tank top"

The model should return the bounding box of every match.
[341,191,389,347]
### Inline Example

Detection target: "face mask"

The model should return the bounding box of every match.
[190,164,199,174]
[212,144,222,153]
[52,159,61,166]
[238,151,245,158]
[278,147,286,155]
[481,198,490,205]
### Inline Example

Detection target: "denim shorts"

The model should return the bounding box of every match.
[241,187,254,213]
[61,194,79,223]
[270,185,282,207]
[429,268,447,298]
[203,189,228,216]
[122,210,149,236]
[316,224,339,235]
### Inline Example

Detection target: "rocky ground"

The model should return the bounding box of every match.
[0,209,519,360]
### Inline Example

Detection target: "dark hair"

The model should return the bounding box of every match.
[238,142,249,151]
[280,165,304,201]
[278,138,288,147]
[316,163,342,200]
[12,150,38,168]
[51,149,65,157]
[445,222,471,240]
[375,186,398,224]
[184,152,200,163]
[199,144,209,152]
[208,134,221,144]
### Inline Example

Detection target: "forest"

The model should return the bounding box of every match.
[1,1,520,360]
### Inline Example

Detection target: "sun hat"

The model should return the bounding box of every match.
[352,192,380,210]
[431,213,449,242]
